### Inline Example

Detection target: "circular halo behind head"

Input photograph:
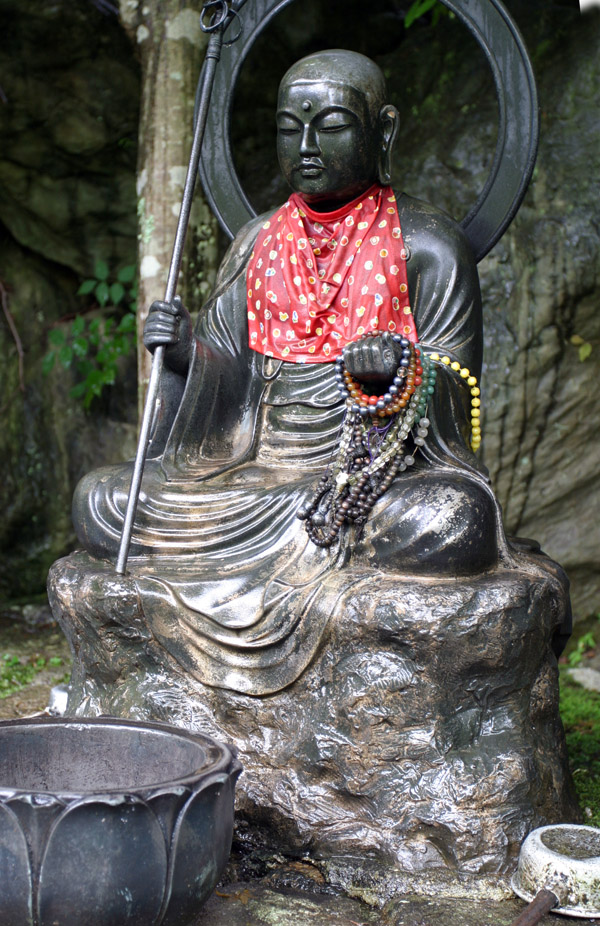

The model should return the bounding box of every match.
[198,0,539,263]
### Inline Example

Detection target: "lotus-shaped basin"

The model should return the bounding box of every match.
[0,716,241,926]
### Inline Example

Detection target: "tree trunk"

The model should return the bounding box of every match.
[119,0,220,417]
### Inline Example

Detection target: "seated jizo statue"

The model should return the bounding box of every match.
[73,51,506,688]
[55,49,576,873]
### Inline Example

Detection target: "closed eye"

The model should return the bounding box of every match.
[319,123,351,133]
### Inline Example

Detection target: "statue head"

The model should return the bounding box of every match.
[276,49,399,211]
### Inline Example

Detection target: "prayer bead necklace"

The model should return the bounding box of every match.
[297,337,436,548]
[335,333,422,418]
[297,338,483,548]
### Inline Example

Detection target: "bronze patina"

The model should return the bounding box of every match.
[50,46,577,881]
[72,50,511,695]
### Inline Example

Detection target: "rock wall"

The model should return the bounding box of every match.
[0,1,139,600]
[481,9,600,618]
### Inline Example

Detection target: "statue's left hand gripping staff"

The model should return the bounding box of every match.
[115,0,247,575]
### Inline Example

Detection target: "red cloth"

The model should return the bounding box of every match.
[246,184,417,363]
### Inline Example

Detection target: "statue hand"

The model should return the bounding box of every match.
[343,333,402,385]
[144,295,193,373]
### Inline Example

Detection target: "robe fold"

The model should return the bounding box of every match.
[73,191,509,695]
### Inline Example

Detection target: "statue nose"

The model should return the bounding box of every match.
[299,124,320,157]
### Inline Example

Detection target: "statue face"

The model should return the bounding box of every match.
[276,80,380,211]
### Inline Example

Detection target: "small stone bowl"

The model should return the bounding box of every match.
[0,716,241,926]
[512,824,600,918]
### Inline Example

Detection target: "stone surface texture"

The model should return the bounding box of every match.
[49,548,579,898]
[0,1,139,600]
[193,868,600,926]
[568,667,600,693]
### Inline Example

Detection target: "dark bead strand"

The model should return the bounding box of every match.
[301,337,438,547]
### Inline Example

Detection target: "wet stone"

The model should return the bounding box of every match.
[49,547,579,901]
[192,872,598,926]
[541,827,600,861]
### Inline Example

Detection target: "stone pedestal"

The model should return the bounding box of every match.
[48,550,579,895]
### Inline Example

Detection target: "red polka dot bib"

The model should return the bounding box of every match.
[246,184,417,363]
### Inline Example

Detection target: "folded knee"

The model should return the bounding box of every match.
[359,474,499,576]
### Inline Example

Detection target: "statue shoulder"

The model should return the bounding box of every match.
[394,191,476,270]
[213,210,276,290]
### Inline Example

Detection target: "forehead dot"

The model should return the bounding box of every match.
[302,100,312,111]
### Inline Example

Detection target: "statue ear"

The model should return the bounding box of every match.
[377,104,399,185]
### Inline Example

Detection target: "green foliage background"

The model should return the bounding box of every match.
[43,261,138,408]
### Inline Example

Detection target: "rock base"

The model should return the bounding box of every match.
[48,550,579,897]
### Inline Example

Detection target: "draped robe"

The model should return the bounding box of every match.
[73,191,509,695]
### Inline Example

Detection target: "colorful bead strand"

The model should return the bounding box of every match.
[428,353,481,451]
[299,337,435,547]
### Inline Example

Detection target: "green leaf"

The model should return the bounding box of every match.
[95,281,110,306]
[76,358,94,377]
[78,279,96,296]
[431,4,446,25]
[88,319,101,346]
[48,656,63,667]
[117,312,136,333]
[69,382,87,398]
[113,335,129,355]
[58,345,73,368]
[117,264,136,284]
[84,369,104,388]
[48,328,66,347]
[104,316,115,334]
[405,0,438,28]
[579,342,592,362]
[109,282,125,305]
[568,631,596,666]
[71,315,85,336]
[94,259,109,281]
[42,351,56,375]
[72,336,88,358]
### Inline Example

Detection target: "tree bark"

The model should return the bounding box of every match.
[119,0,220,417]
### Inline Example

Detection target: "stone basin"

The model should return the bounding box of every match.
[0,716,241,926]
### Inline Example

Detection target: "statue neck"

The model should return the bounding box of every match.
[296,183,382,222]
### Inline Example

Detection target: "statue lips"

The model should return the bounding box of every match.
[297,158,325,179]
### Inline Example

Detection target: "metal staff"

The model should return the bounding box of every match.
[116,0,243,574]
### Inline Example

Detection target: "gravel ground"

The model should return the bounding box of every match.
[0,608,72,719]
